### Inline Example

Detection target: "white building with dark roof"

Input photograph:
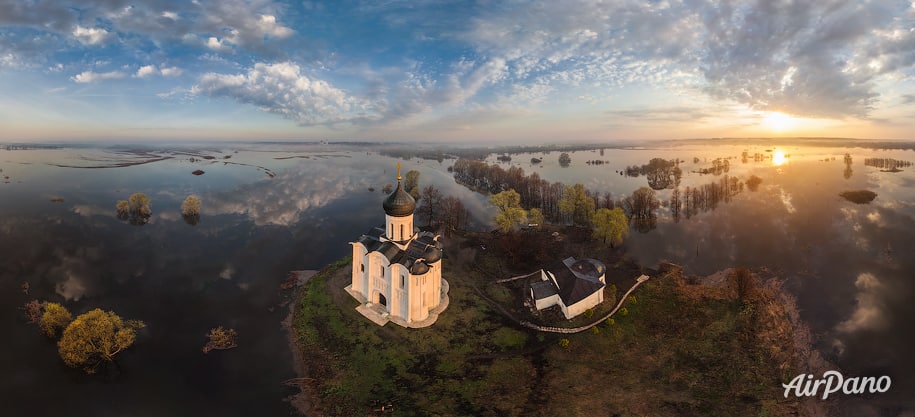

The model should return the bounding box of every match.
[345,164,449,328]
[529,257,606,319]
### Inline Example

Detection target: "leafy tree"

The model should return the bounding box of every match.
[115,200,130,220]
[21,300,43,324]
[404,170,420,199]
[128,193,151,216]
[127,193,151,225]
[622,187,658,219]
[592,207,629,248]
[527,208,545,227]
[203,327,238,353]
[489,189,527,233]
[558,152,571,167]
[58,309,145,374]
[746,175,762,191]
[559,183,595,226]
[181,195,201,216]
[181,195,201,225]
[40,302,73,338]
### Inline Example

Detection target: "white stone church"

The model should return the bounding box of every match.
[345,165,449,328]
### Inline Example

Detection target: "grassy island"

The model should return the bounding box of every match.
[839,189,878,204]
[291,231,813,416]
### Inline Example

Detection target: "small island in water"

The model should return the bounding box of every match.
[287,167,827,416]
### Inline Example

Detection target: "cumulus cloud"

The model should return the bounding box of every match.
[206,36,232,52]
[136,64,158,78]
[72,25,113,45]
[71,70,126,83]
[135,64,182,78]
[191,62,379,125]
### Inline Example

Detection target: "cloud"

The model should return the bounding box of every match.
[72,25,113,45]
[606,107,715,124]
[135,64,182,78]
[191,61,379,125]
[206,36,232,52]
[136,64,158,78]
[0,0,296,56]
[71,70,126,83]
[453,0,915,119]
[837,273,889,333]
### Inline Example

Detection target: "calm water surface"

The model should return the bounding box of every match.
[1,142,913,415]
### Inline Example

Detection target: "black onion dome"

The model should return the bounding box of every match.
[383,181,416,217]
[423,246,443,263]
[410,261,430,275]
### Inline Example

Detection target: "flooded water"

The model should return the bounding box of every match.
[2,141,913,415]
[0,144,487,416]
[489,143,915,415]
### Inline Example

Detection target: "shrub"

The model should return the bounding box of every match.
[558,338,570,349]
[116,200,129,219]
[181,195,201,217]
[619,307,629,317]
[39,302,72,338]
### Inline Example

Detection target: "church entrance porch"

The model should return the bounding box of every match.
[377,293,387,307]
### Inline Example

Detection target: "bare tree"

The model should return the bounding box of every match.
[418,185,443,228]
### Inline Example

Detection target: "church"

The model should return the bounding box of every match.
[345,165,449,328]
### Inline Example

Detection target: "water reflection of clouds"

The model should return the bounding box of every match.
[204,160,360,226]
[836,273,888,335]
[70,204,109,218]
[50,249,101,301]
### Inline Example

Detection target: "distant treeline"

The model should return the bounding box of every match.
[452,158,751,231]
[864,158,912,170]
[378,144,620,163]
[2,144,63,150]
[451,159,606,223]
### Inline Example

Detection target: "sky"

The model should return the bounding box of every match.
[1,0,914,143]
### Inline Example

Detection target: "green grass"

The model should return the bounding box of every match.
[293,260,804,417]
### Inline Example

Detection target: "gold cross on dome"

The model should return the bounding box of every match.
[397,163,402,181]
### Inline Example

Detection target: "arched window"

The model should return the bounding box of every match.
[400,224,404,240]
[360,264,364,272]
[401,275,405,288]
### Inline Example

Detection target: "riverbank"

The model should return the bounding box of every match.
[287,230,824,416]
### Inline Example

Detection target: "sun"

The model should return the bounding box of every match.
[761,111,796,133]
[772,150,787,166]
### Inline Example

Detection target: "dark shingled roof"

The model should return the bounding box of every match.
[353,228,442,273]
[383,181,415,217]
[546,257,606,306]
[531,279,557,300]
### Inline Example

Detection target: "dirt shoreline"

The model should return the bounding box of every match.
[280,270,321,417]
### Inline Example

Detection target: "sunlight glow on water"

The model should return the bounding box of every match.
[772,149,787,166]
